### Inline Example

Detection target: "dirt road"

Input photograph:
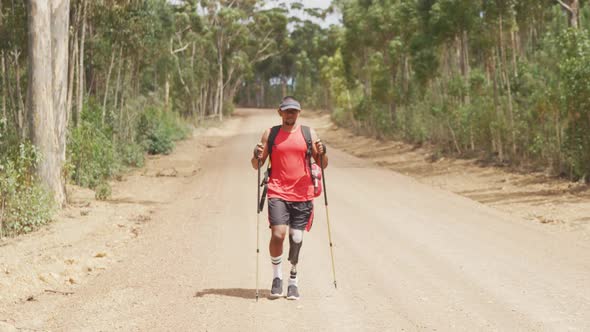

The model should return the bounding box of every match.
[1,108,589,331]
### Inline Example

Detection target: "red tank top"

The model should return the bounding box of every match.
[267,126,314,202]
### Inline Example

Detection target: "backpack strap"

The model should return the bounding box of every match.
[267,125,282,157]
[259,125,281,212]
[300,125,315,185]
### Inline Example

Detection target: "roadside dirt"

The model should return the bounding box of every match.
[0,108,588,331]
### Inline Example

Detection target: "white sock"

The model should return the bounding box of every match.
[271,256,282,280]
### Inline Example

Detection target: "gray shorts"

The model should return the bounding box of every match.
[268,198,314,230]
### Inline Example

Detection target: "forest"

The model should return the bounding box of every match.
[0,0,588,237]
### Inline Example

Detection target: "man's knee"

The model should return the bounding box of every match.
[271,227,287,243]
[289,228,303,243]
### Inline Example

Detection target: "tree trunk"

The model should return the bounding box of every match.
[102,46,116,124]
[213,69,219,116]
[164,73,170,111]
[569,0,579,29]
[217,58,223,121]
[0,1,4,126]
[4,53,19,134]
[113,48,123,117]
[260,79,265,107]
[0,197,4,238]
[246,82,252,107]
[463,30,471,79]
[228,77,242,108]
[51,0,70,206]
[66,28,77,127]
[133,60,140,98]
[27,0,65,206]
[490,55,504,162]
[118,61,128,141]
[14,51,26,139]
[76,0,87,126]
[403,55,410,98]
[499,14,517,157]
[447,119,462,154]
[281,76,287,98]
[503,66,517,157]
[511,29,519,76]
[462,30,471,104]
[1,51,6,123]
[85,20,95,98]
[201,81,208,119]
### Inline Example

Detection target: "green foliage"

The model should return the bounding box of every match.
[557,29,590,179]
[136,107,190,155]
[68,119,118,189]
[95,181,112,201]
[0,143,54,236]
[251,0,588,180]
[117,143,145,168]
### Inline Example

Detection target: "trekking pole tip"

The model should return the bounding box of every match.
[334,281,338,289]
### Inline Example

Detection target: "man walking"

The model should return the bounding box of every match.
[251,96,328,300]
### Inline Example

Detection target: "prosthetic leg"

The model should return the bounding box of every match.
[287,228,303,300]
[288,228,303,266]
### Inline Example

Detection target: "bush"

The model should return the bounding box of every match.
[0,143,54,237]
[68,121,118,188]
[136,107,190,155]
[95,181,112,201]
[147,125,174,155]
[117,142,145,168]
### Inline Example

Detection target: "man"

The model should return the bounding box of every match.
[250,96,327,300]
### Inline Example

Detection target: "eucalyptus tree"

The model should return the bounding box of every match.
[0,0,27,139]
[201,0,286,118]
[557,0,580,28]
[26,0,70,206]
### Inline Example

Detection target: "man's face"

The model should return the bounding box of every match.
[279,108,300,126]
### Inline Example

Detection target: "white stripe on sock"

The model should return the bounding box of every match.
[271,256,282,279]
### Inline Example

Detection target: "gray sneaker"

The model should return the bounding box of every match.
[270,278,283,298]
[286,284,300,300]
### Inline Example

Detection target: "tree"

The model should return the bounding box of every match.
[52,0,70,198]
[557,0,580,28]
[26,0,69,206]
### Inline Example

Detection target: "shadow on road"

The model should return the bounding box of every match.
[195,288,272,300]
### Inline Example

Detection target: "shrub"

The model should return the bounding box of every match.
[117,142,145,168]
[0,143,54,237]
[67,121,118,188]
[95,181,112,201]
[136,107,190,155]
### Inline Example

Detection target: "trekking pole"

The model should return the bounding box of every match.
[320,156,337,289]
[256,158,261,301]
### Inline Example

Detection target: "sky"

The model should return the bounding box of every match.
[263,0,341,27]
[169,0,342,27]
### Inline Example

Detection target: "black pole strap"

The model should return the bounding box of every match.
[259,171,268,212]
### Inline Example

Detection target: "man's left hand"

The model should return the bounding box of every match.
[315,139,326,155]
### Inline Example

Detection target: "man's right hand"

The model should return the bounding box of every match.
[253,143,264,160]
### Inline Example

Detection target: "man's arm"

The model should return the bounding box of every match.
[310,128,328,168]
[251,129,270,169]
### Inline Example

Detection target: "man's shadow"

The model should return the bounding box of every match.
[195,288,276,300]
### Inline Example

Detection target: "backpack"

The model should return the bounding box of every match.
[259,125,322,212]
